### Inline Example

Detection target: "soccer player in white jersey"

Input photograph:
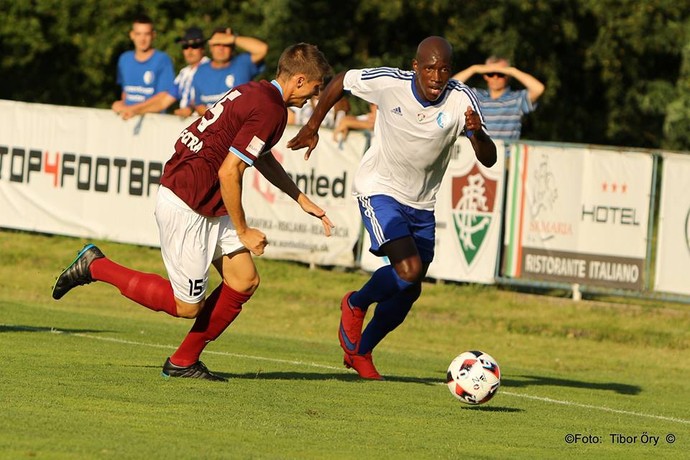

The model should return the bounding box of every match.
[288,36,497,380]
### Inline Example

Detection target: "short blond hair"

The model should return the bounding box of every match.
[486,55,510,66]
[277,43,332,82]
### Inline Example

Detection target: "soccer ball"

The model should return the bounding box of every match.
[446,350,501,405]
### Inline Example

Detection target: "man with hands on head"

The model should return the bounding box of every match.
[190,27,269,117]
[453,55,544,140]
[288,36,496,380]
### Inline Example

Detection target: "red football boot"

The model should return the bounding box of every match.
[343,352,384,381]
[338,291,366,355]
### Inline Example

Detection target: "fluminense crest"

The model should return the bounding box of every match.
[451,164,497,266]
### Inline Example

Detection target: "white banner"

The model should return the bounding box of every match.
[502,144,653,290]
[360,138,505,284]
[0,99,184,246]
[654,153,690,295]
[244,129,364,266]
[0,99,363,266]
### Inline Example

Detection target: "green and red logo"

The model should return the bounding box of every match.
[451,164,498,267]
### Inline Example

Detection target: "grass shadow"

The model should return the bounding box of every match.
[503,374,641,395]
[135,366,444,385]
[198,370,442,385]
[461,405,523,413]
[229,371,446,385]
[0,324,110,334]
[381,375,443,386]
[228,371,364,381]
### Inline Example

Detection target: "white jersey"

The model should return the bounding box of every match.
[174,56,210,108]
[289,98,344,129]
[343,67,484,210]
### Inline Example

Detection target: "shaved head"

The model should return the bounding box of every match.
[416,36,453,65]
[412,36,454,102]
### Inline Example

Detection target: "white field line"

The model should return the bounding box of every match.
[66,330,346,371]
[498,391,690,425]
[42,329,690,425]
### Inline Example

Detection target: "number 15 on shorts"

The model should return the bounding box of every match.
[188,279,203,297]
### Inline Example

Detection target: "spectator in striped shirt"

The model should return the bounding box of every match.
[453,56,544,141]
[172,27,210,117]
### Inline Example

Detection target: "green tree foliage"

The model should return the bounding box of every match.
[0,0,688,150]
[580,0,688,148]
[662,16,690,150]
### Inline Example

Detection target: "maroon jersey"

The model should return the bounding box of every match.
[160,80,288,217]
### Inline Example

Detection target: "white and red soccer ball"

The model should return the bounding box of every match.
[446,350,501,405]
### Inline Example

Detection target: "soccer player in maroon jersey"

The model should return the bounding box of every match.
[52,43,334,381]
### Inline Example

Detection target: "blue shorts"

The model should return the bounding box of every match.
[357,195,435,263]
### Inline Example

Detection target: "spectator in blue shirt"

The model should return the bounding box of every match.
[190,27,268,116]
[111,14,175,120]
[453,56,544,141]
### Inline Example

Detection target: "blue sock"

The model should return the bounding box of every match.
[350,265,414,310]
[358,283,422,354]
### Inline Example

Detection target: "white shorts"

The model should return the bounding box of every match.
[155,186,244,303]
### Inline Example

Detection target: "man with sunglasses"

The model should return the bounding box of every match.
[172,27,210,117]
[190,27,268,116]
[453,56,544,141]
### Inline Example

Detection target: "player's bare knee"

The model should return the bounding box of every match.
[393,256,424,283]
[247,272,260,291]
[175,299,204,318]
[396,264,423,284]
[228,273,260,296]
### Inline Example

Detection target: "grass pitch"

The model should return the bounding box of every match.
[0,230,688,459]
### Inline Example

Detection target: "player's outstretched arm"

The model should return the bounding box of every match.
[296,194,334,237]
[254,153,334,236]
[464,106,497,168]
[287,71,348,160]
[254,152,301,201]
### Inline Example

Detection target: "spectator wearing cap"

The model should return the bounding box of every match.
[190,27,268,116]
[172,27,210,117]
[111,14,176,120]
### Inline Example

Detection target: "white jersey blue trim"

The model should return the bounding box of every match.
[361,67,414,82]
[343,67,489,211]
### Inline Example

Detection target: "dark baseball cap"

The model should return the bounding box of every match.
[176,27,205,46]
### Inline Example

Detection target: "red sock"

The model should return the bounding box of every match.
[170,283,251,366]
[90,258,178,316]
